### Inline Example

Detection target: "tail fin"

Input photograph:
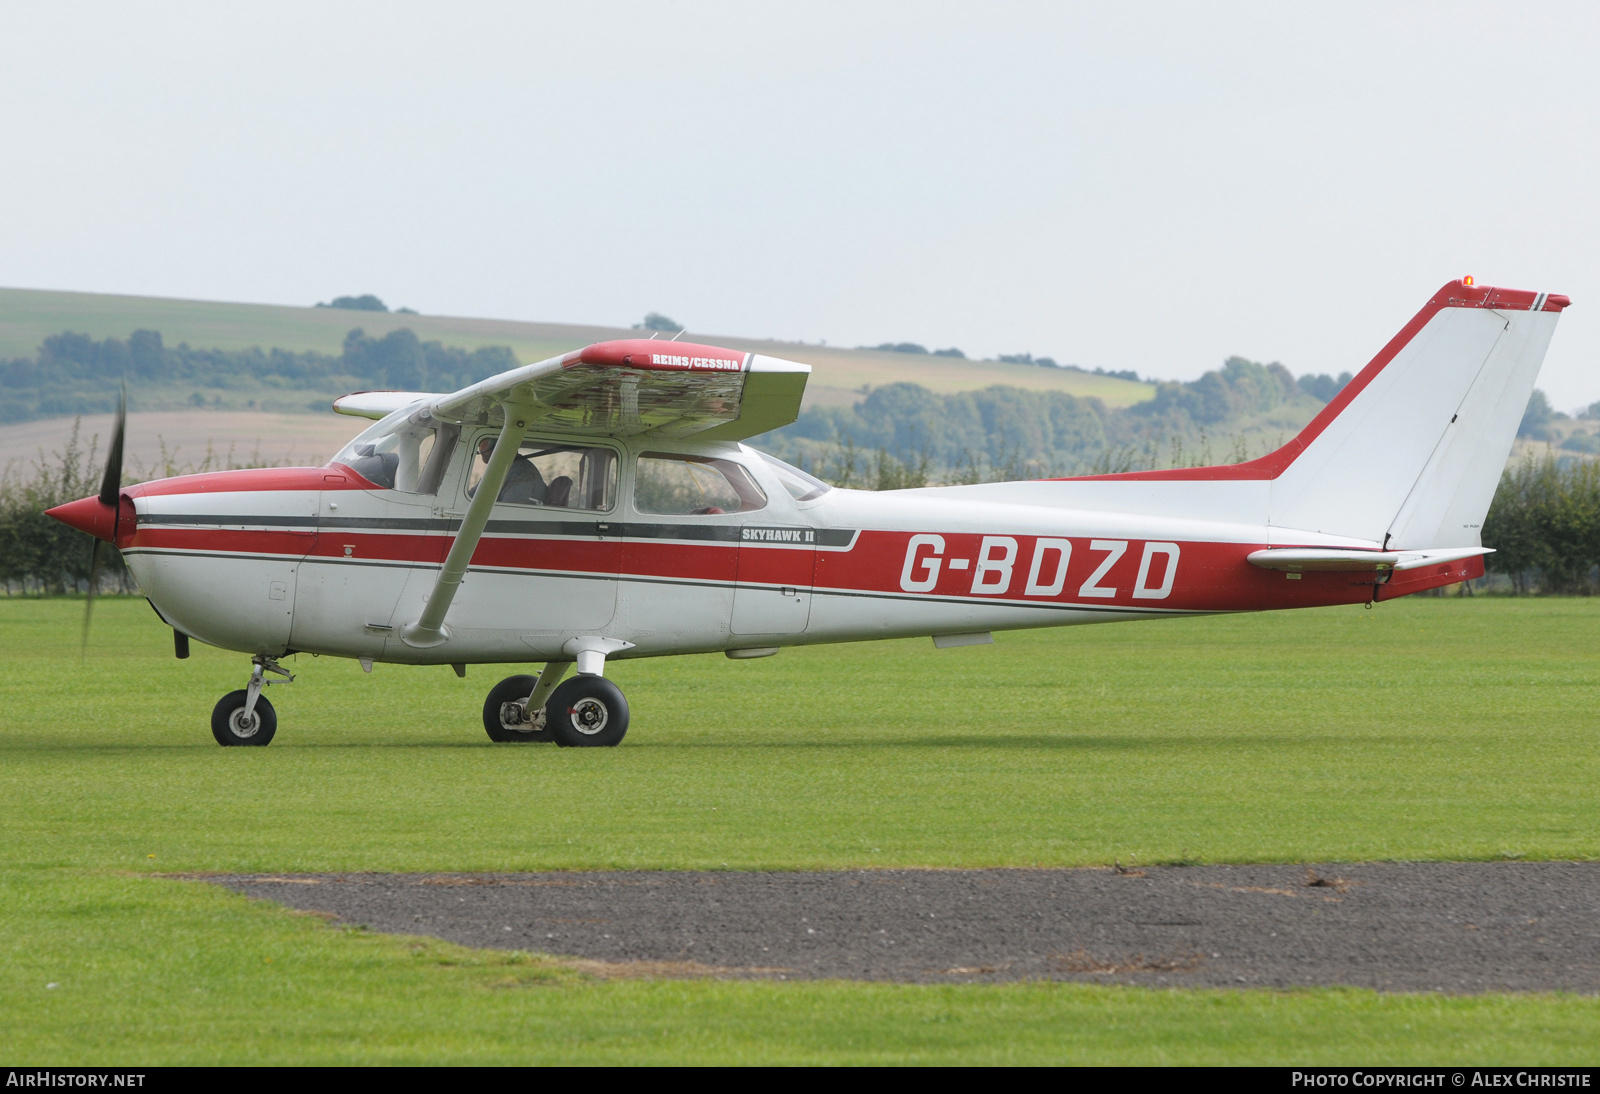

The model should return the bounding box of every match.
[1267,280,1567,547]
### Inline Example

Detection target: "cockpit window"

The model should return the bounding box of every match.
[634,453,767,515]
[331,407,459,494]
[465,439,618,511]
[757,451,832,502]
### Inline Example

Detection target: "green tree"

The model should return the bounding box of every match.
[635,313,680,332]
[317,295,388,312]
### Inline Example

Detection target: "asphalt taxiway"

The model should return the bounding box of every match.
[209,862,1600,991]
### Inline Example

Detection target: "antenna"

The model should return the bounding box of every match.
[670,328,687,341]
[648,332,659,339]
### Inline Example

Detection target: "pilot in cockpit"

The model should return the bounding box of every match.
[470,436,545,504]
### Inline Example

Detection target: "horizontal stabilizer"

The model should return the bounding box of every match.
[1246,546,1493,572]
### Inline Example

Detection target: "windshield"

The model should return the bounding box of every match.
[758,451,831,502]
[331,407,460,494]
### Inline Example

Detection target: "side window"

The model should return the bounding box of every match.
[332,413,458,495]
[465,439,618,511]
[633,453,767,515]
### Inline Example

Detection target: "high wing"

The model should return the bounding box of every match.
[334,339,810,440]
[435,339,809,440]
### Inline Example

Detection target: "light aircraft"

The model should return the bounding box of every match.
[49,279,1567,747]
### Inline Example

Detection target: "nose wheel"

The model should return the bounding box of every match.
[212,656,292,746]
[212,690,277,746]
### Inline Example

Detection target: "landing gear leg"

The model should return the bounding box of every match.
[212,656,293,747]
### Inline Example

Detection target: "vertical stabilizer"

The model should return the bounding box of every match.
[1267,281,1566,547]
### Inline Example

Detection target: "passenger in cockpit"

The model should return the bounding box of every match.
[471,437,545,504]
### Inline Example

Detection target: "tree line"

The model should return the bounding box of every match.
[1481,453,1600,594]
[1,423,127,594]
[3,325,1589,595]
[757,356,1334,480]
[0,328,518,423]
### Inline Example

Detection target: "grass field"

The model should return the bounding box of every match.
[0,285,1157,414]
[3,596,1598,1064]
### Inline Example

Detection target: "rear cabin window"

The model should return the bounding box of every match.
[633,453,767,516]
[465,439,618,511]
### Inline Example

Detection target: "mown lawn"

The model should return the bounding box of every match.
[2,596,1596,1064]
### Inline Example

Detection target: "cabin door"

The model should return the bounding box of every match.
[731,524,816,635]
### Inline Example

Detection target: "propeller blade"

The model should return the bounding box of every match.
[98,383,126,508]
[82,538,104,656]
[85,383,125,654]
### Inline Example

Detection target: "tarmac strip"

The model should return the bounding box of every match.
[206,862,1600,992]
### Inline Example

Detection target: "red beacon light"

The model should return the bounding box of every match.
[1463,276,1475,287]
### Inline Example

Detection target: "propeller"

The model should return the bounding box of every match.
[82,383,126,655]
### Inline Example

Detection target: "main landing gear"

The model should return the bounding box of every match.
[205,648,630,749]
[482,654,630,748]
[212,656,294,747]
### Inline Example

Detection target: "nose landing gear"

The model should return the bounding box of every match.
[212,657,293,747]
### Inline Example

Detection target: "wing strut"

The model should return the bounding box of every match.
[401,410,531,648]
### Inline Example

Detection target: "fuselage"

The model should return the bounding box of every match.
[119,428,1476,665]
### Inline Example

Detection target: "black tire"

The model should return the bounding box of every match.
[482,674,551,743]
[211,690,277,747]
[548,675,629,748]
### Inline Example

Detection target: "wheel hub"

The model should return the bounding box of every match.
[569,697,609,735]
[229,709,261,738]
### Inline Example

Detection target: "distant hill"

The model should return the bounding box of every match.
[0,284,1362,484]
[0,286,1158,418]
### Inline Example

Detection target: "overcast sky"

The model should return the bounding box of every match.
[3,2,1598,407]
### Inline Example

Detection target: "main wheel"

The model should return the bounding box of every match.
[211,690,277,747]
[548,675,629,748]
[482,674,551,743]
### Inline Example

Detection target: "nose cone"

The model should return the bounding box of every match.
[47,494,119,542]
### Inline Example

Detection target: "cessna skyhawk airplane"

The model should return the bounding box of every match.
[49,279,1567,747]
